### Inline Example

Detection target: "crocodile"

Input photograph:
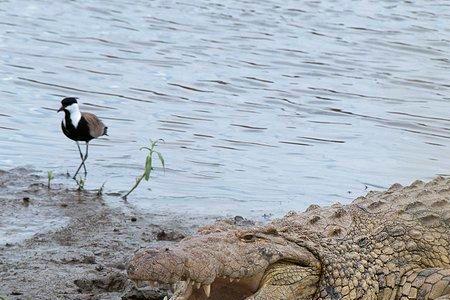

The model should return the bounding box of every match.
[127,177,450,300]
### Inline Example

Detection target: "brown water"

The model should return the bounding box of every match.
[1,0,450,218]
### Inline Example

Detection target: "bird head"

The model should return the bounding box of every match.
[58,97,79,113]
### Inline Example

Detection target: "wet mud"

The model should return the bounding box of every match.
[0,168,207,300]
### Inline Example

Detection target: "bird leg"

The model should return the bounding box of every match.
[84,142,89,176]
[73,142,88,179]
[76,141,87,173]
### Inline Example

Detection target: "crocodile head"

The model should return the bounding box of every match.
[127,226,321,300]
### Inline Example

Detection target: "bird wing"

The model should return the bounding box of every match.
[82,112,106,138]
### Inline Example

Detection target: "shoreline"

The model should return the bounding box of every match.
[0,168,210,300]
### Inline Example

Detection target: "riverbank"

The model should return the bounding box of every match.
[0,168,212,300]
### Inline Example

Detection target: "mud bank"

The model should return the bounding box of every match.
[0,168,216,300]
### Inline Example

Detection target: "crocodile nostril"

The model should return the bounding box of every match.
[127,264,136,275]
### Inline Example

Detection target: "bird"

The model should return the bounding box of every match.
[57,97,108,179]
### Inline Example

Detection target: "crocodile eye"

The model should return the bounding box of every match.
[241,234,256,242]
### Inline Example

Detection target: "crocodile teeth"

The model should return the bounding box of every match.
[229,278,234,282]
[195,282,201,289]
[203,284,211,298]
[172,281,193,300]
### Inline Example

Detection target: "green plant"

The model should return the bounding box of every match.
[75,176,85,191]
[122,139,165,200]
[47,170,54,189]
[97,182,106,196]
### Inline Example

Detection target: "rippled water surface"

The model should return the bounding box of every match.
[1,0,450,218]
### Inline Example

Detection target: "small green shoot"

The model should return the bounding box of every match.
[122,139,165,200]
[47,170,54,189]
[97,182,106,196]
[75,176,85,191]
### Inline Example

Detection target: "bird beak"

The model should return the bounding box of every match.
[57,106,64,113]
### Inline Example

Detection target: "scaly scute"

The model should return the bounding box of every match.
[128,177,450,299]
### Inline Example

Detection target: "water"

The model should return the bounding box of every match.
[1,0,450,218]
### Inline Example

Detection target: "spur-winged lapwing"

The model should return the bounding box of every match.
[57,97,108,179]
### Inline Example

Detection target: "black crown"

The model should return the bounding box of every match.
[61,97,78,107]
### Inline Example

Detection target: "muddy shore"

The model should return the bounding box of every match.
[0,168,222,300]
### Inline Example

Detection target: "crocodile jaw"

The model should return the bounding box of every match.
[127,229,320,300]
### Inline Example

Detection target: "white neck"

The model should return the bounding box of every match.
[66,103,81,128]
